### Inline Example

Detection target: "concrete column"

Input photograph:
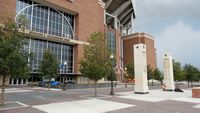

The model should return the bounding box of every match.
[131,13,134,34]
[134,44,149,94]
[114,16,118,30]
[11,79,14,85]
[16,79,19,85]
[21,79,24,85]
[26,79,28,85]
[163,53,175,91]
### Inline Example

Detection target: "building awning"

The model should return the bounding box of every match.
[103,0,136,28]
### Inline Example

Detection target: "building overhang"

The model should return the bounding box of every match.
[20,30,89,45]
[103,0,136,28]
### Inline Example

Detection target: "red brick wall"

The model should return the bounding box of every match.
[192,88,200,98]
[0,0,16,23]
[123,33,157,70]
[0,0,118,74]
[37,0,105,74]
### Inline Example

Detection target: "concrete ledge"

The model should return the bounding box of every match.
[192,87,200,98]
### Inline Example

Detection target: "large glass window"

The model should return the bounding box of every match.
[16,0,74,39]
[107,31,116,66]
[32,6,48,33]
[107,31,116,54]
[25,39,73,74]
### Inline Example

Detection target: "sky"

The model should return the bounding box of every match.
[134,0,200,69]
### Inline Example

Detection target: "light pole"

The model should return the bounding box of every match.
[63,61,67,91]
[125,67,128,87]
[110,54,114,95]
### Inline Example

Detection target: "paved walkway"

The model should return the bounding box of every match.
[1,87,200,113]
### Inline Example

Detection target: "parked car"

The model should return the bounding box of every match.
[50,81,60,86]
[38,81,48,87]
[38,81,61,87]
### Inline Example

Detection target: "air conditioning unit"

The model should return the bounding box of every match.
[65,34,69,39]
[69,35,72,39]
[42,33,48,37]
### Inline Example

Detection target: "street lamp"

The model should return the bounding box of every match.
[63,61,67,91]
[124,67,128,87]
[110,54,114,95]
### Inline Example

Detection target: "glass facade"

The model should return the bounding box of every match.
[107,31,116,66]
[16,0,74,39]
[107,31,116,54]
[16,0,74,74]
[22,38,73,74]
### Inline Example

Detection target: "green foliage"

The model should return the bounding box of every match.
[107,69,116,81]
[0,18,29,78]
[80,32,111,82]
[124,60,134,79]
[183,64,200,82]
[38,50,59,81]
[16,15,30,31]
[173,59,184,81]
[152,68,162,81]
[147,65,153,80]
[0,17,29,105]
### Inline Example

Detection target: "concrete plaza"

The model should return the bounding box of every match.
[1,86,200,113]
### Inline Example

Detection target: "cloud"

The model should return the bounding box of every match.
[134,0,200,69]
[134,0,200,35]
[156,21,200,68]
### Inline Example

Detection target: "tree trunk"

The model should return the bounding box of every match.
[187,80,190,87]
[125,80,127,87]
[48,79,50,91]
[0,75,6,106]
[94,80,97,97]
[31,76,34,88]
[175,80,178,89]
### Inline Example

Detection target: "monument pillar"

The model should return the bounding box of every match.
[163,53,175,91]
[134,44,149,94]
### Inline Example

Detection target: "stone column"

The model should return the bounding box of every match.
[26,79,28,85]
[11,79,14,85]
[163,53,175,91]
[134,44,149,94]
[21,79,24,85]
[16,79,19,85]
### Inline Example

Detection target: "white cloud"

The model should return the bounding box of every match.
[134,0,200,35]
[134,0,200,69]
[156,21,200,68]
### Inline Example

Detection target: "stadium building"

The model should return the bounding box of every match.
[0,0,155,86]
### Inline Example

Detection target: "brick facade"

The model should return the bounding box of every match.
[0,0,16,23]
[0,0,106,75]
[123,32,157,70]
[192,87,200,98]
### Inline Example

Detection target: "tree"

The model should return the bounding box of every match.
[173,60,184,87]
[152,68,162,84]
[80,32,110,96]
[183,64,200,87]
[147,65,153,86]
[124,60,134,86]
[38,50,59,91]
[0,18,30,105]
[125,60,134,79]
